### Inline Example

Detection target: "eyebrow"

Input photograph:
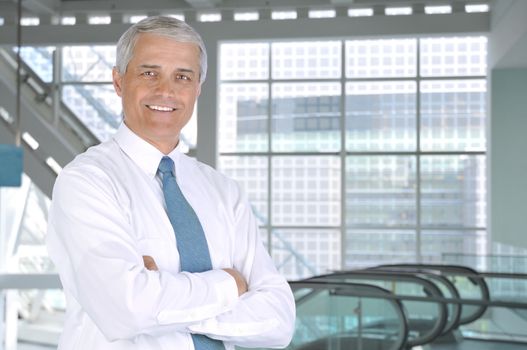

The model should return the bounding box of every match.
[138,64,161,69]
[138,64,196,74]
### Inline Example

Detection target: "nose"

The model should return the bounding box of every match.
[155,76,176,97]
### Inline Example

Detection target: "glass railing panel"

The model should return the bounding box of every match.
[485,275,527,301]
[375,263,488,326]
[377,263,527,345]
[308,272,447,346]
[443,253,527,274]
[421,275,461,334]
[288,284,407,350]
[460,304,527,344]
[442,271,488,325]
[369,266,462,335]
[476,272,527,340]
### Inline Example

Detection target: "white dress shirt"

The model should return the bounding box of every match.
[46,123,295,350]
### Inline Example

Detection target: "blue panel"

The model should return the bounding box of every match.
[0,144,23,187]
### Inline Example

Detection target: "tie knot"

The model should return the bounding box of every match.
[158,156,175,176]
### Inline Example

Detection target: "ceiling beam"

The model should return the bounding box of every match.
[58,0,191,13]
[21,0,60,15]
[183,0,222,9]
[0,11,490,46]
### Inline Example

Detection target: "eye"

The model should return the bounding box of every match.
[176,74,191,81]
[142,71,156,77]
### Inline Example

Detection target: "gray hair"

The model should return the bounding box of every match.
[115,16,207,83]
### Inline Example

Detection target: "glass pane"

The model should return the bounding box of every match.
[272,228,341,280]
[259,228,269,250]
[420,79,486,151]
[487,243,527,273]
[272,156,340,226]
[180,105,197,151]
[346,81,416,151]
[485,274,527,302]
[218,156,268,224]
[62,46,115,82]
[421,230,486,264]
[346,156,416,227]
[272,83,341,152]
[272,41,341,79]
[62,84,121,141]
[346,39,416,78]
[19,46,55,83]
[291,286,406,350]
[421,155,486,228]
[220,42,269,80]
[420,36,487,77]
[218,83,268,152]
[346,229,416,268]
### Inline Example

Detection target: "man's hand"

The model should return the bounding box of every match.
[223,268,248,296]
[142,257,246,296]
[143,255,159,271]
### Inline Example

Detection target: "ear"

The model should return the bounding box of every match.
[112,67,123,97]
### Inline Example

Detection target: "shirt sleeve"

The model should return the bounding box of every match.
[46,165,239,342]
[188,180,296,349]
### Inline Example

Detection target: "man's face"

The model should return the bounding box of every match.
[112,33,202,152]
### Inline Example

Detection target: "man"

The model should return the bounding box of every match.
[47,16,295,349]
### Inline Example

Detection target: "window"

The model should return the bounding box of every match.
[219,36,487,280]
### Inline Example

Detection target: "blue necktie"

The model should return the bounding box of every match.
[158,156,225,350]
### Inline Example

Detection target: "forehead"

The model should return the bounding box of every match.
[130,33,200,62]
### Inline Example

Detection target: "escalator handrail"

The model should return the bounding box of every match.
[374,263,490,325]
[367,266,462,336]
[290,280,409,350]
[303,270,448,347]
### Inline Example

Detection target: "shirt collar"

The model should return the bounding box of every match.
[113,122,182,179]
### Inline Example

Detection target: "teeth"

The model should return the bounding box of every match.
[148,105,175,112]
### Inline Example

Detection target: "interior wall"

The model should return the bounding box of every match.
[489,0,527,249]
[490,68,527,249]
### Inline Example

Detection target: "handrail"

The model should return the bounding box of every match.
[304,270,448,347]
[367,266,462,335]
[290,281,409,350]
[293,276,527,348]
[294,280,527,309]
[374,263,490,325]
[0,273,62,290]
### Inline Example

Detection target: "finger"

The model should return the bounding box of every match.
[143,255,159,271]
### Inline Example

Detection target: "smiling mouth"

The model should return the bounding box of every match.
[146,104,176,112]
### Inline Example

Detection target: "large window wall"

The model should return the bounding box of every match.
[15,36,488,281]
[218,36,487,280]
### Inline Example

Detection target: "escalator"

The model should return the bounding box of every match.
[371,264,490,327]
[306,270,448,348]
[288,281,409,350]
[282,265,527,350]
